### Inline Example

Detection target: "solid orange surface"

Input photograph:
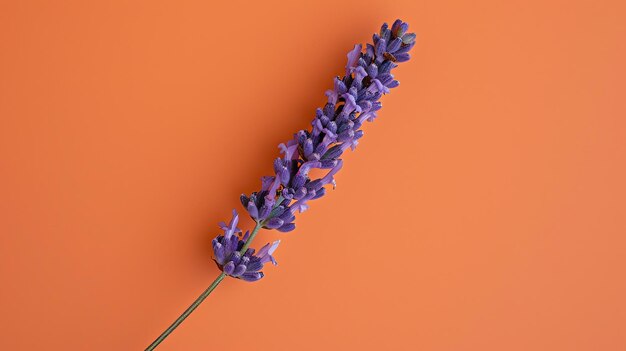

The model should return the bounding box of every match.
[1,1,625,350]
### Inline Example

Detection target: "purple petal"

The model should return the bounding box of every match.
[213,241,225,265]
[226,235,239,252]
[378,61,397,74]
[223,261,235,275]
[379,22,389,38]
[279,139,299,160]
[326,121,338,134]
[345,44,362,76]
[277,223,296,232]
[265,217,284,229]
[257,242,270,257]
[354,66,367,82]
[278,209,295,222]
[260,176,275,191]
[294,187,307,200]
[334,77,347,94]
[281,188,294,199]
[321,145,343,160]
[240,272,264,282]
[401,33,416,44]
[246,201,259,219]
[233,264,246,277]
[312,187,326,199]
[303,139,314,157]
[240,194,249,206]
[391,19,403,34]
[273,158,283,174]
[387,37,402,53]
[314,142,328,156]
[375,38,387,56]
[325,89,338,105]
[365,44,375,61]
[258,204,272,220]
[394,53,410,62]
[296,161,322,178]
[341,93,361,115]
[227,209,239,235]
[359,100,373,111]
[292,174,306,189]
[229,251,241,266]
[337,129,355,142]
[320,159,338,169]
[304,179,322,192]
[396,22,409,37]
[395,41,415,55]
[266,176,281,197]
[246,260,263,272]
[366,63,378,78]
[321,159,343,189]
[268,240,280,255]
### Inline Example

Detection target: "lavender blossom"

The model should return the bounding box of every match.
[148,20,415,350]
[212,210,279,282]
[239,19,416,232]
[212,19,414,279]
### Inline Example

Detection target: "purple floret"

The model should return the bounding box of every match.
[212,210,280,282]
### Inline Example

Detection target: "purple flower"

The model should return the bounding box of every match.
[147,21,416,351]
[212,210,280,282]
[240,19,415,231]
[215,19,414,280]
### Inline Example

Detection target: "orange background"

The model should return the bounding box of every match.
[1,1,625,350]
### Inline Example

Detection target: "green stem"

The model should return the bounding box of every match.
[239,221,264,254]
[146,204,276,350]
[145,272,227,351]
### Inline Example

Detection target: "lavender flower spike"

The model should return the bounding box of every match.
[147,20,415,350]
[239,19,416,234]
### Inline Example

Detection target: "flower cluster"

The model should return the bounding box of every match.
[212,19,415,281]
[240,19,416,230]
[212,210,279,282]
[148,21,416,351]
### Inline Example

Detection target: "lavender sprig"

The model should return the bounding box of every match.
[212,210,279,282]
[146,19,415,350]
